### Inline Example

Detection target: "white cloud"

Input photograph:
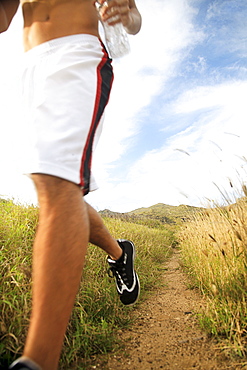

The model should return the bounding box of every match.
[92,0,205,180]
[88,79,247,212]
[173,81,247,115]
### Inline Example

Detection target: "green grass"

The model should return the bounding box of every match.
[4,195,247,365]
[0,199,174,369]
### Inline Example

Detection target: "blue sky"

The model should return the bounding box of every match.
[1,0,247,212]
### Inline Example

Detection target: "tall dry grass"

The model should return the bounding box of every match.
[179,195,247,357]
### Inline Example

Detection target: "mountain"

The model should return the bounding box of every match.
[99,203,204,225]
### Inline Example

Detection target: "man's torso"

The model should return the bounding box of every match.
[21,0,99,51]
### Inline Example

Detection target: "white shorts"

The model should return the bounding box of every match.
[21,34,114,195]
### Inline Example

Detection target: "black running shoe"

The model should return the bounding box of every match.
[107,239,140,306]
[9,358,41,370]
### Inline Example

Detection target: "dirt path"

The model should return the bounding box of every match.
[91,249,246,370]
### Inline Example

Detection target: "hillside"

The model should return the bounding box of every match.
[99,203,204,225]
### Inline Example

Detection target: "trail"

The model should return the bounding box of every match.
[90,249,246,370]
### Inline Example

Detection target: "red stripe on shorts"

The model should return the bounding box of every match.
[80,44,114,195]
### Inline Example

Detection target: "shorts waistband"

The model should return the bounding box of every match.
[24,34,101,58]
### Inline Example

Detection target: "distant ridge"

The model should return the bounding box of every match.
[99,203,204,225]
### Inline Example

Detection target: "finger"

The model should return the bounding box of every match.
[100,0,130,25]
[106,3,129,19]
[101,5,120,22]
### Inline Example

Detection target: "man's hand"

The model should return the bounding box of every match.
[0,0,19,33]
[0,1,8,32]
[99,0,132,29]
[96,0,141,35]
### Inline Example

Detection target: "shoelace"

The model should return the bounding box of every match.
[108,262,129,287]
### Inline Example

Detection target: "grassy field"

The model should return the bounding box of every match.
[2,195,247,368]
[0,199,174,369]
[179,195,247,358]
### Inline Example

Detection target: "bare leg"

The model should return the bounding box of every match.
[85,202,122,260]
[23,175,89,370]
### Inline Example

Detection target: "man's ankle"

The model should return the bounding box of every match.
[109,240,123,261]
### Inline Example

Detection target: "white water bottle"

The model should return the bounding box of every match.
[95,0,130,58]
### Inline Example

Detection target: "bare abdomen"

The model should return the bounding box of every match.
[22,0,99,51]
